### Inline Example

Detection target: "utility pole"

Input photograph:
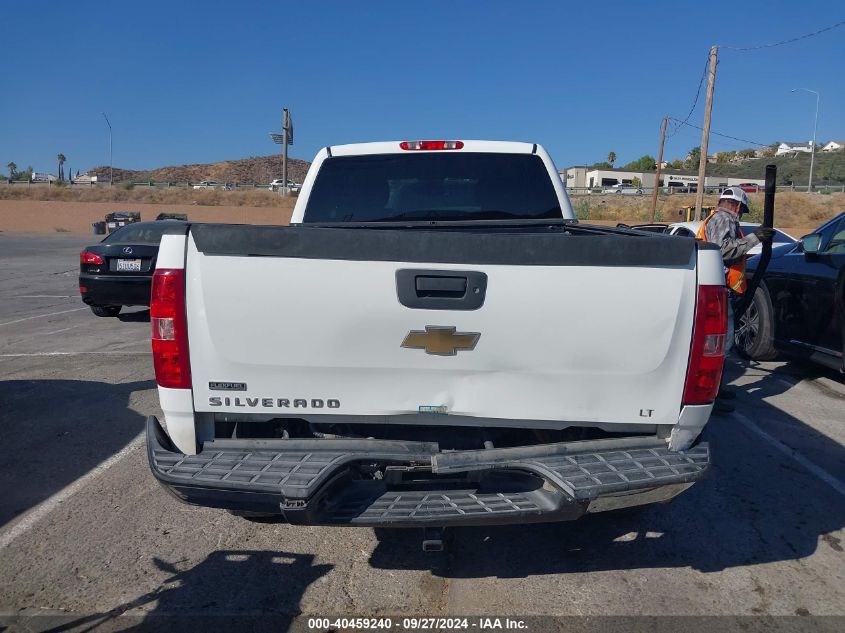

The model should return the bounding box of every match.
[791,88,820,192]
[695,45,718,218]
[282,108,289,196]
[270,108,293,196]
[810,93,818,192]
[650,116,668,222]
[101,112,113,186]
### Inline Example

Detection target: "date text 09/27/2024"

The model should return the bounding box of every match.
[306,617,528,630]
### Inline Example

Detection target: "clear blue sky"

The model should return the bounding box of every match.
[2,0,843,175]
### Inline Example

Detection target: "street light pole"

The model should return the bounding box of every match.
[101,112,113,186]
[791,88,819,192]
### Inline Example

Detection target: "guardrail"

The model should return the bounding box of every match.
[566,185,845,195]
[1,180,283,189]
[3,180,842,194]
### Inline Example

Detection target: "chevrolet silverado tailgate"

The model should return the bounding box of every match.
[184,224,698,430]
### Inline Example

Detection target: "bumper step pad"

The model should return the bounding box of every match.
[151,447,349,499]
[516,447,709,500]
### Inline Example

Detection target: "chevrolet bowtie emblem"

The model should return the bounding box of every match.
[401,326,480,356]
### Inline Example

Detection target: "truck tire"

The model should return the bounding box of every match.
[735,284,777,361]
[91,305,121,318]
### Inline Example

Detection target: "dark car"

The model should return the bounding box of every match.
[155,212,188,221]
[104,211,141,234]
[737,211,845,371]
[79,220,185,317]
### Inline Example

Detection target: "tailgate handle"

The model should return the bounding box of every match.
[415,275,467,297]
[396,269,487,311]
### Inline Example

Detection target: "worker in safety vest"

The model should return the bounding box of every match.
[696,186,774,411]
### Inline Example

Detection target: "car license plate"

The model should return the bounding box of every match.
[116,258,142,272]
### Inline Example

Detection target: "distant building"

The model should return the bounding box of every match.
[821,140,844,152]
[560,167,764,191]
[561,167,657,190]
[775,141,813,156]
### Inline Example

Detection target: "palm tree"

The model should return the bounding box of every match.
[6,162,16,180]
[607,152,616,167]
[57,154,66,181]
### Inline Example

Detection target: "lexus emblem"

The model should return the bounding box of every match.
[123,247,133,254]
[401,326,480,356]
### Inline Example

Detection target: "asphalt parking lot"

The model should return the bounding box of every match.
[0,233,843,630]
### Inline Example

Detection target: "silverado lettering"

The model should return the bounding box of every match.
[208,397,340,408]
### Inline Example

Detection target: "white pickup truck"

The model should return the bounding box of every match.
[146,140,726,534]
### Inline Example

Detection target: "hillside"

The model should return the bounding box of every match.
[664,151,845,186]
[88,154,311,185]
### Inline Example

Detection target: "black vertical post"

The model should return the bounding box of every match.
[734,164,776,321]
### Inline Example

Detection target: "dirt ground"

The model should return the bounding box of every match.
[0,200,295,234]
[0,198,826,239]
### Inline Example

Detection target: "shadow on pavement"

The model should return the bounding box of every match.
[118,309,151,323]
[369,356,845,577]
[32,550,332,632]
[0,378,156,527]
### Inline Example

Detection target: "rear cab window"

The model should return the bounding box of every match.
[302,152,562,223]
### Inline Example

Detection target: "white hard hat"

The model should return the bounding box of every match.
[719,186,749,207]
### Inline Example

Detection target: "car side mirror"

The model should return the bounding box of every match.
[800,234,821,256]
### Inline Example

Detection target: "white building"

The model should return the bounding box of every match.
[775,141,813,156]
[822,140,844,152]
[561,167,657,190]
[560,166,764,192]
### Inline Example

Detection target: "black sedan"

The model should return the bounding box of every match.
[79,220,184,317]
[738,211,845,372]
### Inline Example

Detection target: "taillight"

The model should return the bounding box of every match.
[80,250,104,265]
[399,140,464,151]
[150,268,191,389]
[682,285,728,405]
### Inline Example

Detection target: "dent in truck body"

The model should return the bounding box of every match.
[670,404,714,451]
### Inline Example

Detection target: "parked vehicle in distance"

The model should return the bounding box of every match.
[665,221,796,256]
[736,182,761,193]
[666,182,697,193]
[192,181,224,190]
[156,212,188,221]
[79,220,186,317]
[737,211,845,371]
[604,183,643,195]
[619,223,668,234]
[268,179,301,192]
[146,139,725,537]
[105,211,141,234]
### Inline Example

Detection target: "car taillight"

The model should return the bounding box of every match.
[80,251,104,265]
[399,140,464,150]
[150,268,191,389]
[683,285,728,405]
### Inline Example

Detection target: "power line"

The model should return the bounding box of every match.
[722,19,845,51]
[680,57,709,124]
[667,55,710,138]
[667,117,767,147]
